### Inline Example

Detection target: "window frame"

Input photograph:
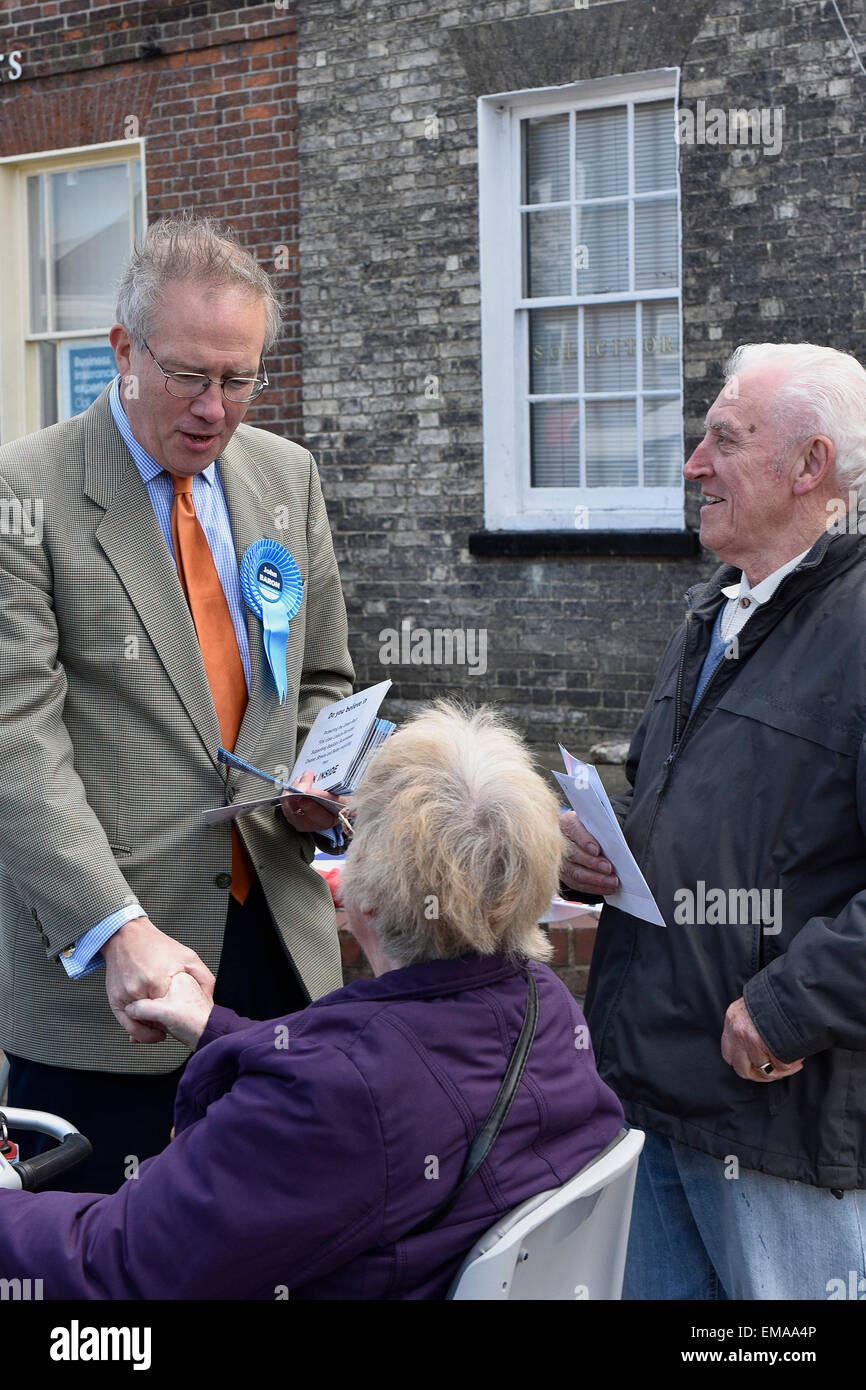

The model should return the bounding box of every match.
[0,139,147,443]
[478,69,684,532]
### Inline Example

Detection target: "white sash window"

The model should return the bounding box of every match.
[0,142,145,441]
[479,70,684,531]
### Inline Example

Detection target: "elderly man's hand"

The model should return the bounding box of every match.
[101,917,215,1044]
[560,811,620,896]
[126,970,213,1050]
[280,769,345,834]
[721,997,804,1082]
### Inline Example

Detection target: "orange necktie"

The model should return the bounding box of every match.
[169,472,253,904]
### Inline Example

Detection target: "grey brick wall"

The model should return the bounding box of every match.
[296,0,866,752]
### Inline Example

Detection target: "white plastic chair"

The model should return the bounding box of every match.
[447,1126,644,1300]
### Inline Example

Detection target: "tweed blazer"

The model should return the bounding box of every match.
[0,386,354,1073]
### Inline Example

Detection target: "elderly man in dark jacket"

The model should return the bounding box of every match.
[562,342,866,1300]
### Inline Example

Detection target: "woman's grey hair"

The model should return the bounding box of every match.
[725,343,866,497]
[115,214,282,352]
[340,702,563,967]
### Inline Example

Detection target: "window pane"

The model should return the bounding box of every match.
[643,397,683,486]
[38,340,58,427]
[635,197,678,291]
[132,160,144,243]
[585,400,637,486]
[51,164,132,330]
[524,208,571,297]
[634,100,676,192]
[530,308,579,394]
[584,304,636,392]
[531,401,580,487]
[642,301,680,389]
[524,114,569,204]
[575,204,629,294]
[574,107,627,199]
[28,175,48,333]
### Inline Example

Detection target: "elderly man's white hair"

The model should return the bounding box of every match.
[725,343,866,497]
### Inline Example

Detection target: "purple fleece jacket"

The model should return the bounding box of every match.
[0,953,623,1299]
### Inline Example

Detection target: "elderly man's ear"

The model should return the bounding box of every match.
[792,435,835,496]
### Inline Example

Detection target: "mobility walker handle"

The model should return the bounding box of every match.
[0,1107,93,1192]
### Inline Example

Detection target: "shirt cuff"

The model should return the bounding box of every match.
[313,824,346,854]
[273,803,346,854]
[59,903,145,979]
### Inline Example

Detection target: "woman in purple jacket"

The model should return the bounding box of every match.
[0,703,623,1299]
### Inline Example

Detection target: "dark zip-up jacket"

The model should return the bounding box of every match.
[584,529,866,1188]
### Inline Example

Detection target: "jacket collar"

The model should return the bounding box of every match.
[672,529,866,742]
[308,953,529,1008]
[686,528,866,624]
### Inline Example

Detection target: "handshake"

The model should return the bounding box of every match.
[102,916,215,1049]
[101,770,338,1045]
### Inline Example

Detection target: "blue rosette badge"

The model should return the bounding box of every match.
[240,540,303,703]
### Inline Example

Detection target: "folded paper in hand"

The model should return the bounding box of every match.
[203,680,395,825]
[554,744,666,927]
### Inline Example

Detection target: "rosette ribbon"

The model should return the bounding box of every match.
[240,539,303,703]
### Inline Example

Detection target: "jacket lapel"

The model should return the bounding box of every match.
[85,390,224,769]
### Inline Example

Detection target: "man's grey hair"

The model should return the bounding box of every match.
[340,702,561,967]
[725,342,866,496]
[115,214,282,353]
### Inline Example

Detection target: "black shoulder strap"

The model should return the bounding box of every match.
[406,968,539,1238]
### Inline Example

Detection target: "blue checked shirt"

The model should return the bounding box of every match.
[61,378,337,978]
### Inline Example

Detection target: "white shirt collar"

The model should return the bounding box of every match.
[720,548,812,607]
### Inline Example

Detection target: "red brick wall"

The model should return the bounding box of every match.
[0,1,302,435]
[338,910,600,1007]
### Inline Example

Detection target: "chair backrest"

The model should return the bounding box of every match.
[447,1126,644,1300]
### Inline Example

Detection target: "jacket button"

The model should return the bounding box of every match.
[227,786,236,802]
[215,873,232,889]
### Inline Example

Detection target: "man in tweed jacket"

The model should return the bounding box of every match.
[0,217,354,1189]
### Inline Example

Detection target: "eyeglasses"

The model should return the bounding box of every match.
[144,342,268,403]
